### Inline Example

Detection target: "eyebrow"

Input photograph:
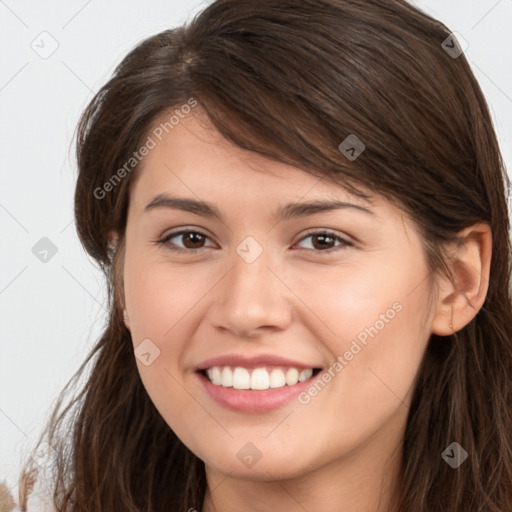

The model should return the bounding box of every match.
[143,194,375,220]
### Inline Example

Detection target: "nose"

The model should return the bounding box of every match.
[210,247,294,338]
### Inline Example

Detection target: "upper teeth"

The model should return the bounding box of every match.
[205,366,314,390]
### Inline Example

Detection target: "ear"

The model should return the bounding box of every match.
[108,230,130,330]
[123,308,131,330]
[108,230,118,250]
[430,222,492,336]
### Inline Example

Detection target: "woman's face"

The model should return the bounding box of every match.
[121,109,435,484]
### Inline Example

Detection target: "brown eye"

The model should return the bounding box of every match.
[296,231,353,252]
[311,233,336,250]
[180,231,206,249]
[157,229,215,253]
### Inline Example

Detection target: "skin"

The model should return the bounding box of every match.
[118,107,492,512]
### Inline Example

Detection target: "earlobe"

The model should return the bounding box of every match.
[123,308,131,330]
[108,230,119,250]
[430,222,492,336]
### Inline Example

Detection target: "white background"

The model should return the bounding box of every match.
[1,0,511,506]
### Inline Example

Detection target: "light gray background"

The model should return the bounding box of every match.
[1,0,511,506]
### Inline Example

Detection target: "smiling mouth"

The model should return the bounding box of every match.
[198,366,322,390]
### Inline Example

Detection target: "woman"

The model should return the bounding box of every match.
[19,0,512,510]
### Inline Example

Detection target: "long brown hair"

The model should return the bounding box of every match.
[19,0,512,510]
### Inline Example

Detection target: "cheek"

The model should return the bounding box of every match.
[122,253,214,419]
[123,251,208,341]
[295,252,429,355]
[290,257,430,422]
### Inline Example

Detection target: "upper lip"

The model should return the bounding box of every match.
[196,354,322,371]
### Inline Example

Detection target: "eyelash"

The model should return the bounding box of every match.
[153,229,353,254]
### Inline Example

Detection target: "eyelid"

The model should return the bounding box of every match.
[155,228,215,252]
[297,228,354,244]
[293,229,353,252]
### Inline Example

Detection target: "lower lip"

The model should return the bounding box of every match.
[195,371,318,413]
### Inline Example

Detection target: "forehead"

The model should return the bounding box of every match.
[123,110,425,252]
[130,108,374,209]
